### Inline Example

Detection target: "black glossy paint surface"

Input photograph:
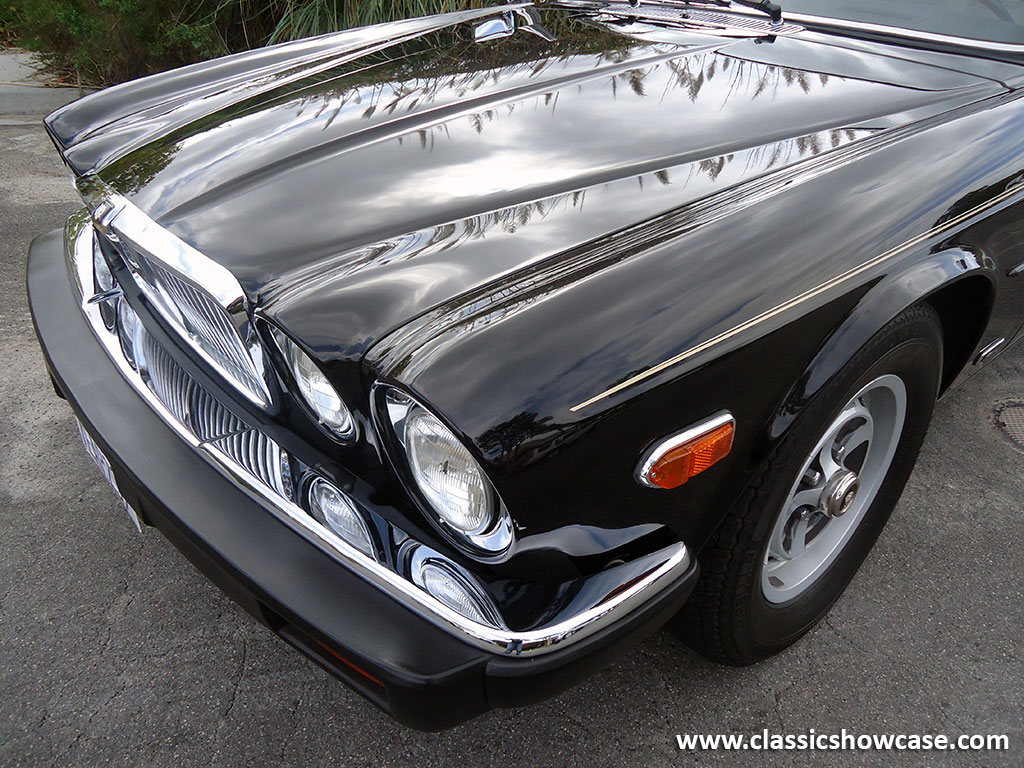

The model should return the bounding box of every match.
[44,3,1024,573]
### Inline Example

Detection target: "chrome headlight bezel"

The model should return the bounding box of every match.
[377,386,514,556]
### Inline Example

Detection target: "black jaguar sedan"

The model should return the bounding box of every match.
[27,0,1024,729]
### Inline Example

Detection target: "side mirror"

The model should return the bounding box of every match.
[474,13,517,43]
[475,9,556,43]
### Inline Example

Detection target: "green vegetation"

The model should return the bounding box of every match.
[0,0,490,86]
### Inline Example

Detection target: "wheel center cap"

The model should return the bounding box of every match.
[819,469,859,518]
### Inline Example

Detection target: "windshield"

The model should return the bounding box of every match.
[784,0,1024,45]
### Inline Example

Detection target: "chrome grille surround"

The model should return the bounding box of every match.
[67,207,292,500]
[79,176,272,407]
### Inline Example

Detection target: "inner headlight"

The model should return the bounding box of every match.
[272,328,355,440]
[116,298,141,370]
[92,238,115,294]
[383,389,513,554]
[92,239,118,330]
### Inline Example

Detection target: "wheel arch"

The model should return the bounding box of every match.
[766,247,996,444]
[924,273,995,393]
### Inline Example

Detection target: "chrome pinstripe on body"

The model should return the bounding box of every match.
[571,181,1024,412]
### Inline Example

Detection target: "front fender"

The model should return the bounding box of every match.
[767,246,996,444]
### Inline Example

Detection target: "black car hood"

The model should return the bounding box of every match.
[46,3,1008,361]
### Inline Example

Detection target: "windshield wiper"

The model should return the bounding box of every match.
[732,1,782,24]
[622,1,784,25]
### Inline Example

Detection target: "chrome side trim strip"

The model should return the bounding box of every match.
[571,182,1024,412]
[635,411,734,489]
[974,337,1006,365]
[67,213,692,657]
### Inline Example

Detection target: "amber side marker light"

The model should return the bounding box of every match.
[636,412,735,490]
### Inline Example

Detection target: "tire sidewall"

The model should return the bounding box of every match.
[736,313,942,657]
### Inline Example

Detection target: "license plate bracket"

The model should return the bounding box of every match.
[76,420,143,532]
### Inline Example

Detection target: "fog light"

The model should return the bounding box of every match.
[308,478,375,559]
[278,451,294,502]
[410,550,502,627]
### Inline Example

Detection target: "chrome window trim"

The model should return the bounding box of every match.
[636,1,1024,52]
[67,211,692,658]
[635,411,735,489]
[77,175,272,407]
[769,10,1024,54]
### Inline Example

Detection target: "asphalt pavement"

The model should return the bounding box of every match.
[1,70,1022,767]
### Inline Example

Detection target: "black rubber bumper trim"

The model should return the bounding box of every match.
[27,228,699,730]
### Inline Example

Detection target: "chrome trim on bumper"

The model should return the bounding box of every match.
[66,211,693,658]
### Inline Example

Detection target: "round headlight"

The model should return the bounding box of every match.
[117,298,141,370]
[405,408,493,536]
[274,330,354,439]
[93,240,115,294]
[308,478,375,559]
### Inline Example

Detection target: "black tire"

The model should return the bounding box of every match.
[681,303,943,665]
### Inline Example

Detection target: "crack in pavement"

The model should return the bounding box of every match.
[49,673,131,768]
[220,630,249,722]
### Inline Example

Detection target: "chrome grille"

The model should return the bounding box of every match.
[98,227,271,407]
[147,260,269,402]
[138,324,292,499]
